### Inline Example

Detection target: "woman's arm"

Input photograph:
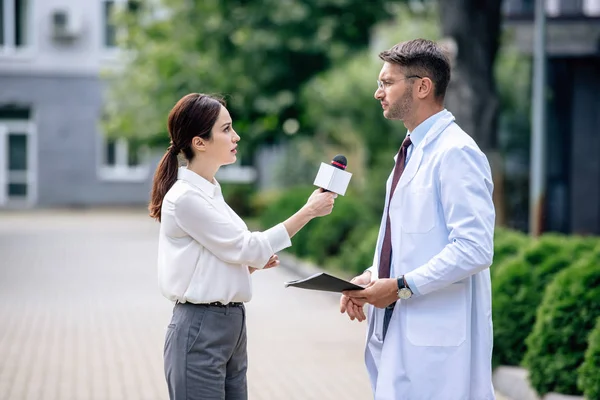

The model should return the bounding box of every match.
[173,189,336,269]
[282,189,337,238]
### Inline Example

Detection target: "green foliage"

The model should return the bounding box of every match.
[258,185,376,264]
[272,137,329,188]
[300,5,440,189]
[578,317,600,400]
[259,186,315,258]
[103,0,403,159]
[492,235,597,368]
[491,227,529,277]
[298,4,440,217]
[220,183,256,218]
[335,224,380,275]
[523,248,600,396]
[305,195,367,265]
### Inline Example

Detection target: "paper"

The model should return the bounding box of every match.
[284,272,364,293]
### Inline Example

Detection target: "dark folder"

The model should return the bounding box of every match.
[284,272,365,293]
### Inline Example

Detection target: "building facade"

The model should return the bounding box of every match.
[504,0,600,234]
[0,0,157,208]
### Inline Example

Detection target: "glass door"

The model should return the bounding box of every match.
[0,121,35,206]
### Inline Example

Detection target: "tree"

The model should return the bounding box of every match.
[103,0,402,162]
[438,0,505,225]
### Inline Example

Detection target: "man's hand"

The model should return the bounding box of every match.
[340,270,371,322]
[344,278,398,309]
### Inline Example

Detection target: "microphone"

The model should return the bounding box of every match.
[331,155,348,171]
[313,154,352,196]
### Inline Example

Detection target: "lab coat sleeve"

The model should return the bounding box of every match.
[403,145,495,296]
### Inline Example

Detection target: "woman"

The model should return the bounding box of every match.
[149,93,336,400]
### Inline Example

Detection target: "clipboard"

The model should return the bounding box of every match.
[284,272,365,293]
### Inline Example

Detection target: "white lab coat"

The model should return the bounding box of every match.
[365,110,496,400]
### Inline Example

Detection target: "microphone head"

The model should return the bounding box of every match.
[331,154,347,170]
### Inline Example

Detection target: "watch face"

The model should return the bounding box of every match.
[398,288,412,300]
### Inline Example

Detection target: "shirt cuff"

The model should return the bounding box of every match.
[403,273,422,297]
[263,223,292,254]
[365,266,376,280]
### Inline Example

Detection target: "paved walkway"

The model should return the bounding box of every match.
[0,210,371,400]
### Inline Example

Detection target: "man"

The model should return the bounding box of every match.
[341,39,496,400]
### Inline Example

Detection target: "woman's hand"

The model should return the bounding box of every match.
[305,189,337,218]
[263,254,280,269]
[249,255,280,274]
[282,189,337,239]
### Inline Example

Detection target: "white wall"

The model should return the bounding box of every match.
[0,0,124,76]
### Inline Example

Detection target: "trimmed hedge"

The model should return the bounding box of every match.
[492,234,597,367]
[491,227,530,278]
[578,316,600,400]
[523,247,600,396]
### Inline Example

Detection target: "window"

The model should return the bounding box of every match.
[7,133,27,196]
[0,0,30,51]
[0,105,36,206]
[559,0,584,15]
[103,1,116,48]
[98,137,150,182]
[103,0,140,48]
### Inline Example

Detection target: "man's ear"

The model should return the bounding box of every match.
[417,77,434,100]
[192,136,207,152]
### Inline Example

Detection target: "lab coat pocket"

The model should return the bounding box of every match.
[399,187,436,233]
[406,283,467,347]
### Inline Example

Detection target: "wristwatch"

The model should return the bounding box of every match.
[397,275,413,300]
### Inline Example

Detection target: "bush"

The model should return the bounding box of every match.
[523,247,600,396]
[491,227,529,277]
[259,186,315,258]
[220,183,256,218]
[492,235,597,367]
[578,317,600,399]
[335,224,380,276]
[305,196,366,265]
[258,185,376,267]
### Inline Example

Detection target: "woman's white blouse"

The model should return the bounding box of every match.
[157,167,292,304]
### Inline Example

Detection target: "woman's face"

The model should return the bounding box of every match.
[205,106,240,166]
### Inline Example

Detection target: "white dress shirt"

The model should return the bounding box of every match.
[157,167,292,304]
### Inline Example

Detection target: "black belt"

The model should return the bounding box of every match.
[206,301,243,307]
[177,301,243,308]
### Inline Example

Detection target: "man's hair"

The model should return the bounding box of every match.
[379,38,451,101]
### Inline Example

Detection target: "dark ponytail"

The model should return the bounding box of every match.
[148,93,225,221]
[148,147,180,221]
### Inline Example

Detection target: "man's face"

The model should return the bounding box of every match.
[374,62,415,121]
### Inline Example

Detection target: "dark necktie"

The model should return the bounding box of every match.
[378,135,412,279]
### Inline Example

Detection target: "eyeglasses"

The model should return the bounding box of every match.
[377,75,423,90]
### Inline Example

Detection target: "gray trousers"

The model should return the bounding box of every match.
[164,302,247,400]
